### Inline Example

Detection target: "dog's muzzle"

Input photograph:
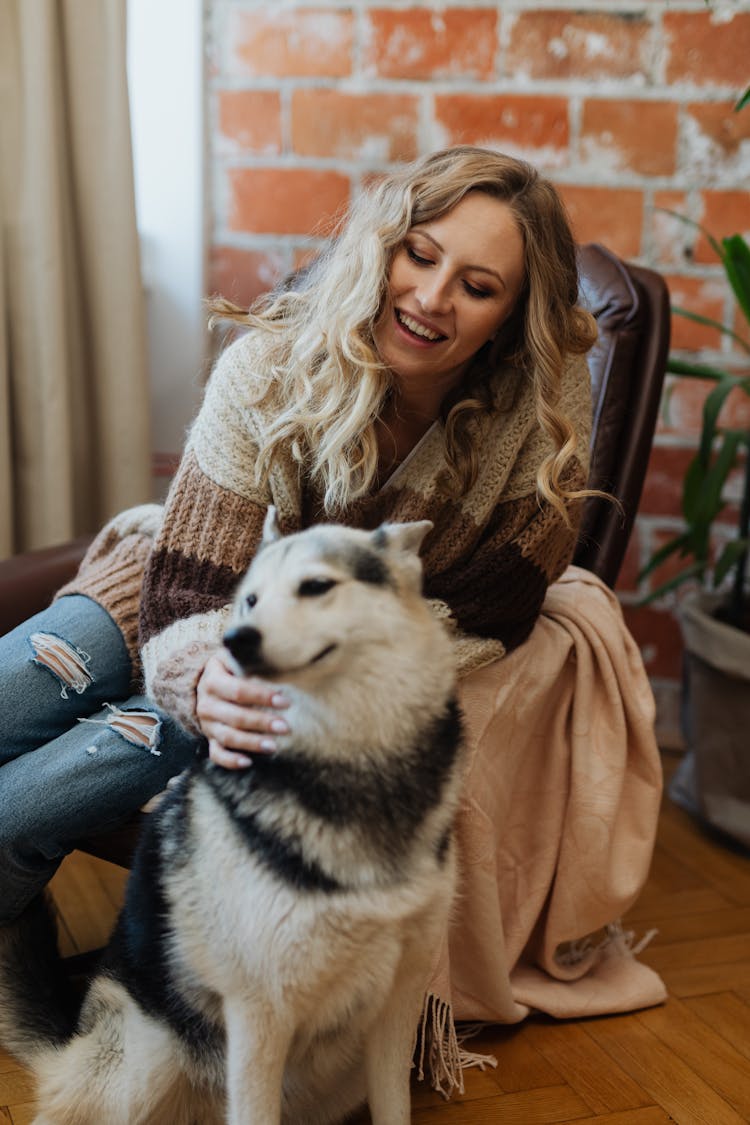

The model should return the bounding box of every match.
[223,626,338,677]
[223,625,266,674]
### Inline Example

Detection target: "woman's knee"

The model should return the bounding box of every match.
[0,597,134,760]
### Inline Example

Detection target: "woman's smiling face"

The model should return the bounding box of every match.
[374,191,526,395]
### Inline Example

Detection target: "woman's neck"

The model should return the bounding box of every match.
[375,395,438,484]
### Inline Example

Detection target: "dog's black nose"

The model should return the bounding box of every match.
[223,626,263,669]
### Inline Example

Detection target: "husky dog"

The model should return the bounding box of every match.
[0,511,465,1125]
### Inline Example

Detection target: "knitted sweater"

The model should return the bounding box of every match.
[55,502,163,684]
[139,332,592,734]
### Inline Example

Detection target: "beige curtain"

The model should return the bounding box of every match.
[0,0,151,558]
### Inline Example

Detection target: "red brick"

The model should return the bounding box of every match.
[208,247,289,308]
[685,101,750,163]
[216,91,282,154]
[638,444,697,519]
[580,99,678,176]
[363,8,497,80]
[621,603,683,680]
[695,193,750,264]
[658,374,719,440]
[293,246,324,273]
[557,187,643,260]
[664,274,728,351]
[664,12,750,88]
[651,192,692,269]
[227,8,353,78]
[661,373,750,436]
[227,168,350,237]
[434,94,569,166]
[291,90,418,162]
[615,528,642,594]
[507,11,650,81]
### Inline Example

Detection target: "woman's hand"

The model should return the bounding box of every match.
[196,651,290,770]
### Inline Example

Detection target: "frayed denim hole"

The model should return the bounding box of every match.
[28,632,94,699]
[78,704,162,756]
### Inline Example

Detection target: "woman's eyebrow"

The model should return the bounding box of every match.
[411,229,505,285]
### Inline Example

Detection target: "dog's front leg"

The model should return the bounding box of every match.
[363,983,425,1125]
[223,997,291,1125]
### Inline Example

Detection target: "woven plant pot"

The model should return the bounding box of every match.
[669,590,750,849]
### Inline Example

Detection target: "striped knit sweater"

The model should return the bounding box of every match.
[136,332,592,734]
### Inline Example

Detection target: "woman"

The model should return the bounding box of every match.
[140,147,595,748]
[0,147,664,1088]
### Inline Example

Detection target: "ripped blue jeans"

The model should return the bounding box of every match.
[0,595,201,923]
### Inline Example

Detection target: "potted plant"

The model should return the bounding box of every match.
[638,223,750,849]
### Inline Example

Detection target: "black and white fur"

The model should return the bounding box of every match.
[0,511,465,1125]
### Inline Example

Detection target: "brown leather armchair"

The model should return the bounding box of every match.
[0,243,670,866]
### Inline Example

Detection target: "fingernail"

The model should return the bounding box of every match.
[260,738,277,752]
[270,718,289,733]
[271,693,289,708]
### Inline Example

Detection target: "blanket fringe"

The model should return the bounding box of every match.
[414,994,497,1099]
[555,919,659,968]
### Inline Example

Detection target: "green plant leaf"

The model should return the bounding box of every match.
[722,235,750,327]
[637,561,706,605]
[714,538,750,586]
[735,84,750,112]
[682,451,708,527]
[666,357,728,380]
[698,377,741,465]
[636,531,692,583]
[686,433,744,547]
[671,304,750,353]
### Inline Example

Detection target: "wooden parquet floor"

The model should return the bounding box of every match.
[2,749,749,1124]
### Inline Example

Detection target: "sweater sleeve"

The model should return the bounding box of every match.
[54,503,164,682]
[425,461,586,658]
[139,337,275,733]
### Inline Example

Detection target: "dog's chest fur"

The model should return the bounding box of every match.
[105,689,463,1078]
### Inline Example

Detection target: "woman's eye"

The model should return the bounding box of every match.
[406,245,432,266]
[463,280,492,299]
[298,578,337,598]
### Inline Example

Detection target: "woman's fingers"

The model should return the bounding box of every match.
[201,652,289,710]
[208,739,255,771]
[198,694,289,736]
[196,651,291,758]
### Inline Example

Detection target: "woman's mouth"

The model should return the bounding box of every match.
[395,309,447,345]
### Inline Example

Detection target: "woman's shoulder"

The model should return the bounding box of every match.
[205,330,274,405]
[188,330,282,472]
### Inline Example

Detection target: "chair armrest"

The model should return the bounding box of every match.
[0,538,92,635]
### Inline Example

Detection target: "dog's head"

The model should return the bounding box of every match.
[222,508,435,682]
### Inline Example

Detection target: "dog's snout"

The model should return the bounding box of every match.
[223,625,263,669]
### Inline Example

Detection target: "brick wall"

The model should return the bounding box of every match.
[205,0,750,743]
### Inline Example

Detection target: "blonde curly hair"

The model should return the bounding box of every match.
[211,146,597,518]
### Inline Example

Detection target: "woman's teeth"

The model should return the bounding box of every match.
[397,311,443,341]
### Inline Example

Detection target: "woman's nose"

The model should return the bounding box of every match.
[415,272,451,315]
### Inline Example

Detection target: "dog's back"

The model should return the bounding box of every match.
[0,518,465,1125]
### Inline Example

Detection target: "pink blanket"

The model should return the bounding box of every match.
[421,567,667,1093]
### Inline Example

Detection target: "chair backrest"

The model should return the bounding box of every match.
[573,243,671,588]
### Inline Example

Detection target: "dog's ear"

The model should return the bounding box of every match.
[372,520,433,557]
[261,505,282,545]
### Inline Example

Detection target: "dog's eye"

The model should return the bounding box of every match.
[244,593,257,610]
[298,578,337,598]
